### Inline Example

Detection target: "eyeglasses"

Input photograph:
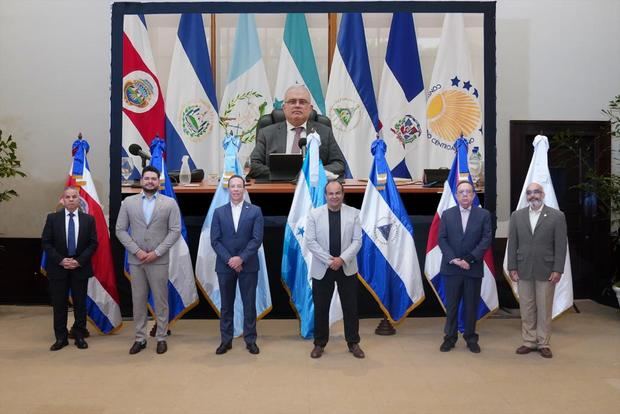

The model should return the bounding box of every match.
[285,99,310,106]
[526,189,543,195]
[457,189,473,195]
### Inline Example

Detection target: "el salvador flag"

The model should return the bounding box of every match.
[166,13,221,175]
[424,138,498,330]
[358,139,425,323]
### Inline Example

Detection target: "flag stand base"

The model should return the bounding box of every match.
[150,323,172,337]
[375,318,396,336]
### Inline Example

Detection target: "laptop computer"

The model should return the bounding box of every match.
[267,153,303,182]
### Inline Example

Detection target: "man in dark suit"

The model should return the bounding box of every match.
[210,175,264,355]
[42,186,98,351]
[248,84,345,180]
[438,180,492,353]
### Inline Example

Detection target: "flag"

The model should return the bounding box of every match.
[165,13,221,175]
[424,137,498,329]
[219,14,273,169]
[273,13,325,114]
[502,135,574,318]
[194,133,272,336]
[378,13,427,180]
[423,13,483,171]
[325,13,381,178]
[358,138,425,323]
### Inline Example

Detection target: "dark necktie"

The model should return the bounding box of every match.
[67,212,76,257]
[291,127,303,154]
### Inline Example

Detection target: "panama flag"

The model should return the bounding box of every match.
[503,135,574,318]
[378,13,427,180]
[194,133,272,336]
[219,14,273,169]
[273,13,325,114]
[166,14,221,175]
[423,13,483,171]
[325,13,381,178]
[122,14,165,176]
[424,138,498,328]
[358,139,425,323]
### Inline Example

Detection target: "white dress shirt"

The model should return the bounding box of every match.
[64,208,80,248]
[529,205,543,233]
[460,206,471,233]
[285,120,307,153]
[230,201,243,232]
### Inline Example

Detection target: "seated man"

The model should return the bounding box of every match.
[248,84,345,180]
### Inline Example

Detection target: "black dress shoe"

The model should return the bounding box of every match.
[216,342,232,355]
[74,337,89,349]
[50,339,69,351]
[310,345,324,359]
[440,339,455,352]
[129,340,147,355]
[348,343,365,359]
[156,340,167,354]
[246,343,260,355]
[467,342,481,353]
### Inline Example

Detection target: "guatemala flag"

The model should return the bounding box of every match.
[273,13,325,114]
[358,139,425,323]
[325,13,381,178]
[165,13,221,175]
[378,13,427,180]
[424,137,498,329]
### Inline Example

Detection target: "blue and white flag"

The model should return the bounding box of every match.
[194,134,272,336]
[325,13,381,178]
[165,13,221,175]
[358,139,425,323]
[378,13,427,180]
[274,13,325,114]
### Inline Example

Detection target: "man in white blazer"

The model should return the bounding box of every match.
[305,180,364,359]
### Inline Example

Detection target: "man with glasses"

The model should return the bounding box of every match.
[507,182,567,359]
[249,84,345,180]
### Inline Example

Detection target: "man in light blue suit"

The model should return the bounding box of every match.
[210,175,264,355]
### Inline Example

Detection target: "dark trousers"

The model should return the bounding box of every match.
[217,271,258,345]
[49,273,88,341]
[312,269,360,347]
[443,274,482,345]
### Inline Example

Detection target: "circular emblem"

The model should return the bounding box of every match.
[123,70,159,114]
[179,101,215,143]
[389,114,422,148]
[221,91,268,143]
[373,216,399,245]
[329,98,361,132]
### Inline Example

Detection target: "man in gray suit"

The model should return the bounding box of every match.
[305,180,364,359]
[507,182,567,359]
[116,165,181,355]
[248,84,345,180]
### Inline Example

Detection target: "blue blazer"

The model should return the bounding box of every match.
[210,201,264,273]
[438,205,492,278]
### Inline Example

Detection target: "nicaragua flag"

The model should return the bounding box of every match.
[358,139,425,323]
[424,137,498,329]
[166,13,221,175]
[273,13,325,114]
[502,135,574,318]
[41,137,123,334]
[219,14,273,169]
[378,13,427,180]
[325,13,381,178]
[194,134,272,337]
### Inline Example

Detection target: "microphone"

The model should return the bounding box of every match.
[128,144,151,160]
[298,137,307,158]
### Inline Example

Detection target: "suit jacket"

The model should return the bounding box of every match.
[507,205,567,281]
[41,209,98,280]
[210,201,264,273]
[115,193,181,265]
[248,121,345,179]
[305,204,362,280]
[438,205,492,278]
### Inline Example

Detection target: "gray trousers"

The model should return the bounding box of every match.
[130,263,169,342]
[518,279,555,349]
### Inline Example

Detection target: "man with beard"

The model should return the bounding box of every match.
[507,182,567,358]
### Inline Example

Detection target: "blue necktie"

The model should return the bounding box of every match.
[67,212,76,257]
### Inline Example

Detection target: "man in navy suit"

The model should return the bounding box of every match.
[438,180,492,353]
[210,175,264,355]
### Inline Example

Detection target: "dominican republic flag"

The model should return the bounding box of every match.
[325,13,381,178]
[378,13,427,180]
[194,133,272,337]
[503,135,574,318]
[358,138,425,323]
[424,137,498,328]
[273,13,325,114]
[41,138,122,334]
[165,13,221,175]
[423,13,483,171]
[219,14,273,169]
[122,14,165,177]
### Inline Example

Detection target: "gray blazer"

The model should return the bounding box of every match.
[115,193,181,266]
[507,205,567,281]
[305,204,362,280]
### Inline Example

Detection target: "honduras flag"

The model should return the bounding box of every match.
[194,133,272,337]
[358,139,425,323]
[424,138,498,329]
[325,13,381,178]
[378,13,427,180]
[273,13,325,114]
[166,13,221,175]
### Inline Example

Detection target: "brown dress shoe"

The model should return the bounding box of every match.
[310,345,324,359]
[156,340,168,354]
[129,340,146,355]
[516,345,535,355]
[539,348,553,358]
[348,343,365,359]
